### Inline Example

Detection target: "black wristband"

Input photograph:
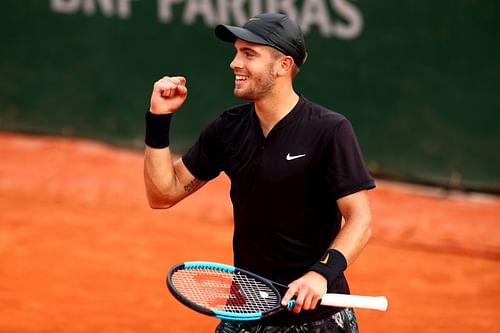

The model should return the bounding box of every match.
[145,111,173,148]
[309,249,347,286]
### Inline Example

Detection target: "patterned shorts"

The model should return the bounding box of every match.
[214,308,359,333]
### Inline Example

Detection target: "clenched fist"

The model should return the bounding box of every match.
[150,76,188,114]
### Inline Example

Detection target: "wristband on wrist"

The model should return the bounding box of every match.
[309,248,347,286]
[145,111,173,148]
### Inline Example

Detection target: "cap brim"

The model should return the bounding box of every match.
[215,25,270,46]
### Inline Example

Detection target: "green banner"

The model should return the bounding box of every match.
[1,1,499,192]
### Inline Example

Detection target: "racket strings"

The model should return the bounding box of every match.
[172,268,279,314]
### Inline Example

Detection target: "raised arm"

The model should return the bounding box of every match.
[144,76,207,209]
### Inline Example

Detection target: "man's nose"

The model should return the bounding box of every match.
[230,55,242,70]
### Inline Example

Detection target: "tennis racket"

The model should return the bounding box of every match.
[166,261,388,321]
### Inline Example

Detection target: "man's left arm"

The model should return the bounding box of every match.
[331,189,372,265]
[282,190,372,313]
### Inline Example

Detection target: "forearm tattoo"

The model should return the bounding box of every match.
[184,178,205,193]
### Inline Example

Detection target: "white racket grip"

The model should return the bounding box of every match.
[321,293,388,311]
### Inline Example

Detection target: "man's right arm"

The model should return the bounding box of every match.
[144,147,206,208]
[143,76,207,209]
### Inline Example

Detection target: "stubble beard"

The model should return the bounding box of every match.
[234,65,275,101]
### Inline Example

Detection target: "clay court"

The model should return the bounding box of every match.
[1,132,499,332]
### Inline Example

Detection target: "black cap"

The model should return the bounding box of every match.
[215,13,307,67]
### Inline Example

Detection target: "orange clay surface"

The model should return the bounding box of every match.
[1,132,499,332]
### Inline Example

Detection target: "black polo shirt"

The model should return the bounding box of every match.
[182,95,375,323]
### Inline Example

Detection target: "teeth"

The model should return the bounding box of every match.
[236,75,248,81]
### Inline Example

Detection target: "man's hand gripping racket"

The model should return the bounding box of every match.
[167,261,388,321]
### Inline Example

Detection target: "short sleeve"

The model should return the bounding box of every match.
[182,116,224,181]
[324,118,375,199]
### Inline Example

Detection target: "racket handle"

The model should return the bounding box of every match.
[320,293,388,311]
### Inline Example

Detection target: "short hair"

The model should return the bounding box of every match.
[270,48,300,78]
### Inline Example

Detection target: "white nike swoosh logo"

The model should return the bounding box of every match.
[286,153,306,161]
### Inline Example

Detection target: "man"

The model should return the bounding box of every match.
[144,13,375,333]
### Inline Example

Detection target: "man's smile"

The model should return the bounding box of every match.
[235,74,249,82]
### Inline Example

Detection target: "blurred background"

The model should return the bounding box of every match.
[2,0,499,193]
[1,1,500,333]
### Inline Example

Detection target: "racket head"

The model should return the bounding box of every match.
[167,261,284,321]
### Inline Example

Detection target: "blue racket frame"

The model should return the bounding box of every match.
[167,261,293,321]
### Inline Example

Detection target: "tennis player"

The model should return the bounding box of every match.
[144,13,375,333]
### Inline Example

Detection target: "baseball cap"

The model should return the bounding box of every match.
[215,13,307,67]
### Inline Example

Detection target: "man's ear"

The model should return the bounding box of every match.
[277,56,294,76]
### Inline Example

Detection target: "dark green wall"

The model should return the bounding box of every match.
[1,0,499,192]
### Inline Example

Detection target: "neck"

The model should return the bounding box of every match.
[254,84,299,137]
